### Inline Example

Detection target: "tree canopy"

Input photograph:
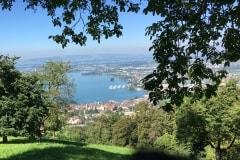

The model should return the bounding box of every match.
[0,56,49,143]
[1,1,240,109]
[38,61,74,137]
[176,79,240,160]
[143,1,240,108]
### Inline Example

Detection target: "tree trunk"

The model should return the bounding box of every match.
[52,131,56,138]
[2,135,8,144]
[215,148,222,160]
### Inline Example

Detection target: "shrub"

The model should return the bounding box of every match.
[58,126,86,142]
[153,133,191,157]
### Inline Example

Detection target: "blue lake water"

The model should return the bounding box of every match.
[16,54,152,104]
[70,72,146,104]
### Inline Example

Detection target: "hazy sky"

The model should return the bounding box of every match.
[0,2,159,59]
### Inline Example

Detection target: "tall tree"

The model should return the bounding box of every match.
[134,101,175,149]
[39,61,73,137]
[1,1,240,109]
[0,55,21,143]
[12,73,49,140]
[86,112,120,145]
[112,115,137,147]
[0,55,49,143]
[175,97,209,158]
[176,79,240,160]
[204,79,240,160]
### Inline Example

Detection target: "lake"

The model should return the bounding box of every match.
[70,72,146,104]
[16,53,153,104]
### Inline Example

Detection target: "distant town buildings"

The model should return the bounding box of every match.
[67,95,150,125]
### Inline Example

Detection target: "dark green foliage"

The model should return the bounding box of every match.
[175,98,208,157]
[223,144,240,160]
[14,74,49,139]
[81,101,175,149]
[204,79,240,160]
[176,79,240,160]
[153,133,191,158]
[0,56,49,142]
[83,101,176,151]
[86,112,120,145]
[134,101,175,149]
[0,55,21,97]
[112,116,137,147]
[130,150,190,160]
[142,1,240,108]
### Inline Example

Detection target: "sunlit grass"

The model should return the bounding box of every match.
[0,137,135,160]
[86,144,136,155]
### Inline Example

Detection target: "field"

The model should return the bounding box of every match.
[0,137,135,160]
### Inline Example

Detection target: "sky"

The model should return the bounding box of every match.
[0,1,159,59]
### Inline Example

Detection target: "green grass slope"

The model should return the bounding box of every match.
[0,137,135,160]
[0,137,189,160]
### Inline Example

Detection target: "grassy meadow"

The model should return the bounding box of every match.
[0,137,135,160]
